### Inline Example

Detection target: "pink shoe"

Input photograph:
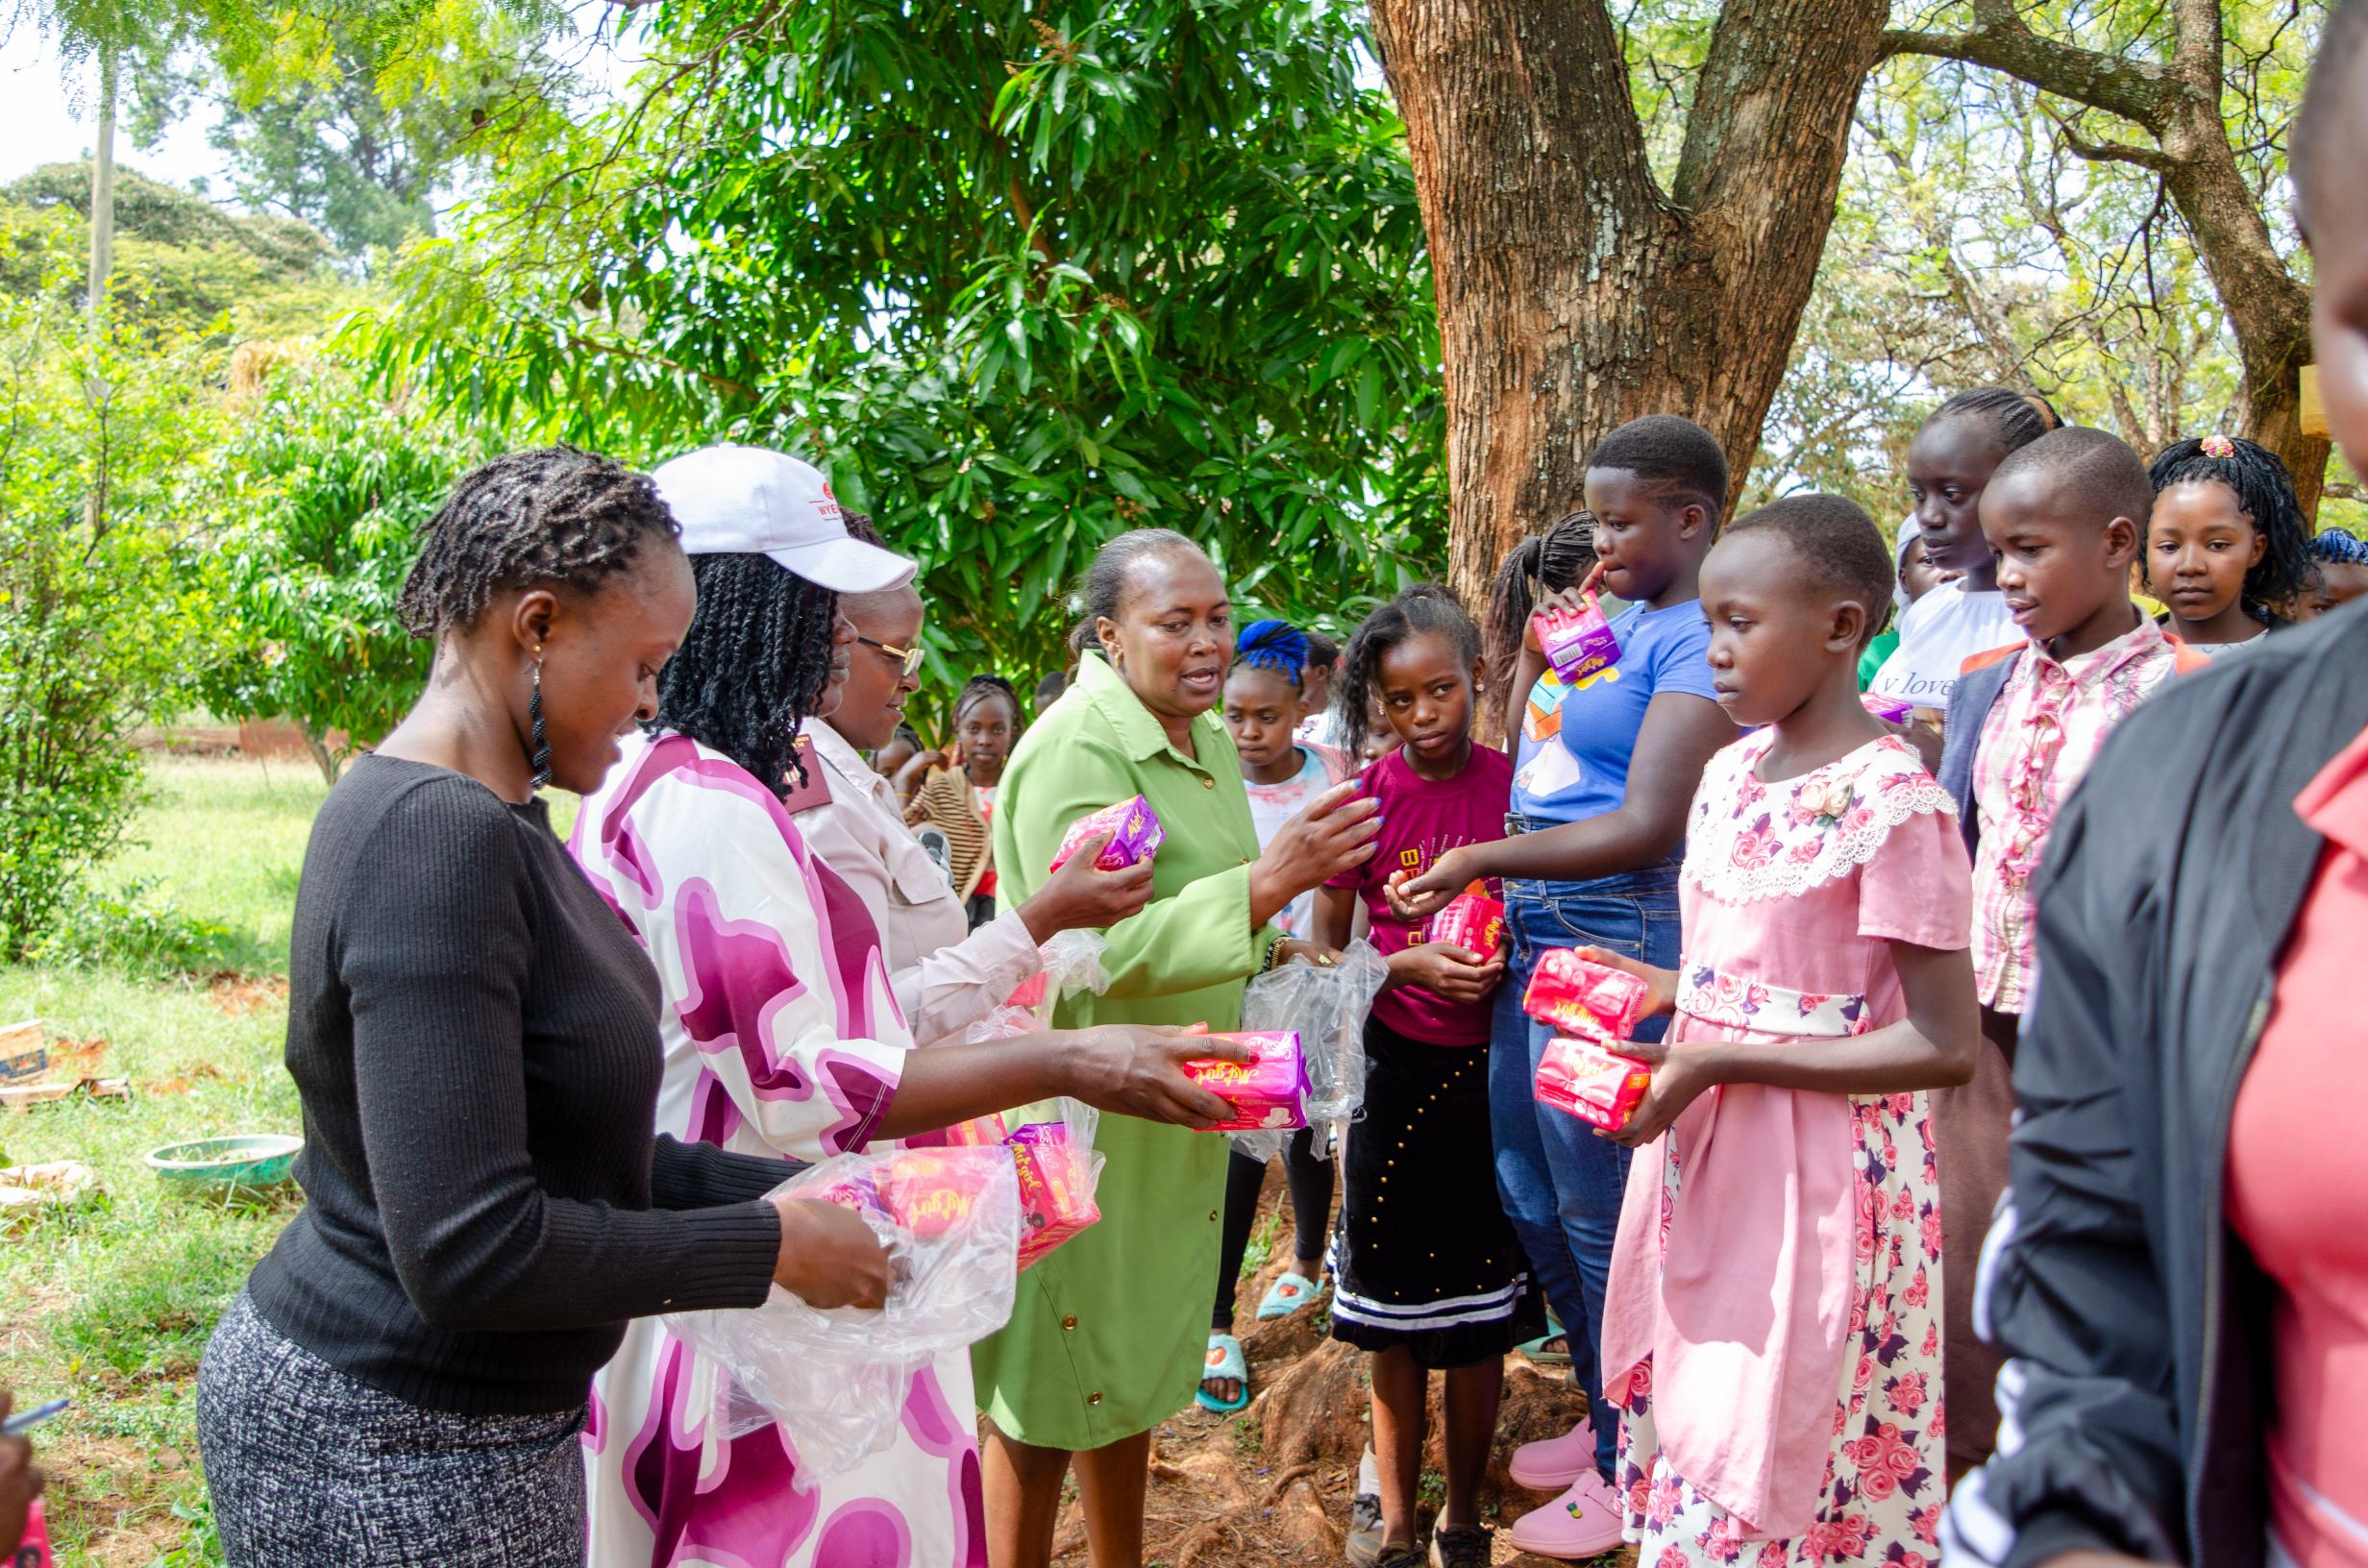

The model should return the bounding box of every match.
[1508,1470,1626,1560]
[1508,1416,1598,1491]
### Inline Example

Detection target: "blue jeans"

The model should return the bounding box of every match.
[1489,844,1683,1482]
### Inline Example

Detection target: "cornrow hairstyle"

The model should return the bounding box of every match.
[954,673,1024,731]
[654,553,839,797]
[1586,416,1730,523]
[2310,527,2368,566]
[396,446,680,638]
[1724,495,1897,646]
[1072,527,1206,651]
[1334,583,1483,763]
[1236,619,1310,686]
[1923,386,2055,460]
[2145,435,2314,610]
[1989,427,2155,532]
[1482,508,1596,710]
[2297,0,2368,222]
[893,722,924,748]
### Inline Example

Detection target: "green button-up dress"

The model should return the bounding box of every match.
[970,651,1281,1450]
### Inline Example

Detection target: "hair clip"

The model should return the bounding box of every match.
[2201,433,2236,459]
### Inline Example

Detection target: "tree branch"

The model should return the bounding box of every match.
[2055,116,2177,172]
[1880,23,2177,130]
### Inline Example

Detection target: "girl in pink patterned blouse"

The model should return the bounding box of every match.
[1569,497,1981,1567]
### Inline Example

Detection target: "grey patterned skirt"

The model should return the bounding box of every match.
[196,1291,588,1567]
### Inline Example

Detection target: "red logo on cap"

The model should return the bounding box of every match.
[818,477,842,521]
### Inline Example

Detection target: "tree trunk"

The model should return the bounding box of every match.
[86,49,116,315]
[301,725,345,788]
[1369,0,1890,633]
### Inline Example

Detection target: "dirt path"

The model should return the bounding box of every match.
[1032,1164,1633,1568]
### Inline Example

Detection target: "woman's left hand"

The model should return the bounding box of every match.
[1595,1037,1709,1149]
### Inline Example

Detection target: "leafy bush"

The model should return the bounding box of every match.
[0,242,229,958]
[195,354,478,783]
[23,877,231,977]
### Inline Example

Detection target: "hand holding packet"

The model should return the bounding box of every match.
[1236,938,1389,1160]
[1522,948,1653,1045]
[1182,1031,1308,1133]
[1048,796,1166,872]
[663,1146,1022,1485]
[1535,1038,1654,1131]
[1533,592,1621,683]
[1426,887,1506,961]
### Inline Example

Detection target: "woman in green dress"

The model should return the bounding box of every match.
[975,529,1382,1566]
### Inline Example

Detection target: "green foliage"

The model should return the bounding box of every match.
[196,355,479,781]
[369,0,1445,689]
[1,162,354,340]
[23,875,231,976]
[193,0,574,259]
[0,252,228,958]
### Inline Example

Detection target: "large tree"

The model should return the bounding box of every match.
[1368,0,1892,607]
[1884,0,2330,514]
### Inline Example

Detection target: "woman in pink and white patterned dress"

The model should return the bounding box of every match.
[1566,499,1980,1568]
[568,446,1238,1568]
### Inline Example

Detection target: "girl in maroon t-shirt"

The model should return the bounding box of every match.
[1311,584,1542,1568]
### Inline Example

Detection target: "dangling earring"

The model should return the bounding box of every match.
[528,649,552,789]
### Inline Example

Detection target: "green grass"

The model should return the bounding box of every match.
[2,757,321,1567]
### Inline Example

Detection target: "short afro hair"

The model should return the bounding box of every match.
[396,446,681,639]
[2297,0,2368,221]
[1723,494,1897,641]
[1987,427,2154,532]
[1586,415,1730,523]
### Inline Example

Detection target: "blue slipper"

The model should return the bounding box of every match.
[1255,1270,1322,1320]
[1195,1333,1250,1413]
[1517,1311,1572,1368]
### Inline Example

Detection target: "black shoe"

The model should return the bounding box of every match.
[1344,1494,1386,1568]
[1429,1525,1492,1568]
[1373,1543,1427,1568]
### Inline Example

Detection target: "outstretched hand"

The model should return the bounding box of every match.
[1021,831,1158,940]
[1382,848,1476,923]
[1067,1024,1246,1130]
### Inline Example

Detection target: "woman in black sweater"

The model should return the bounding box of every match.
[193,449,895,1565]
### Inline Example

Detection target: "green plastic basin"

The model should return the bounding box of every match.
[143,1134,303,1192]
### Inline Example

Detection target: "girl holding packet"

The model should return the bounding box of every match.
[1313,584,1540,1568]
[1580,496,1979,1566]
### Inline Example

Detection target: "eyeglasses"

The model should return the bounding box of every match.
[856,635,926,677]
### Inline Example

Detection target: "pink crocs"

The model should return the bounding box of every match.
[1507,1469,1625,1560]
[1508,1415,1598,1491]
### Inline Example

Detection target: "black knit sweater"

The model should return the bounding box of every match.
[245,754,786,1416]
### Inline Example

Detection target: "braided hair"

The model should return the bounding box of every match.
[2311,527,2368,566]
[1923,386,2056,459]
[1236,619,1310,686]
[396,446,680,638]
[955,674,1023,729]
[1482,509,1595,711]
[2144,435,2314,611]
[1335,583,1483,762]
[654,554,840,796]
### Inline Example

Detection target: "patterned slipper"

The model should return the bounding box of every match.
[1255,1270,1322,1320]
[1195,1333,1250,1413]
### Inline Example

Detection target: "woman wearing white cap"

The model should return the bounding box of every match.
[569,445,1248,1568]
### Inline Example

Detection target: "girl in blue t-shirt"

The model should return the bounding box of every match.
[1391,416,1739,1561]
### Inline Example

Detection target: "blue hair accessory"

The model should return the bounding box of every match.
[2310,529,2368,566]
[1236,619,1309,683]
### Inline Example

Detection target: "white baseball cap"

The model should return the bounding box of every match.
[651,444,916,593]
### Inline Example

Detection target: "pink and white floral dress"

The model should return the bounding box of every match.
[1599,731,1969,1564]
[570,731,983,1568]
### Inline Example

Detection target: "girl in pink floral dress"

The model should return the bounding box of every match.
[1566,498,1980,1568]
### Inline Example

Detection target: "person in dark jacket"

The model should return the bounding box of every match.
[1947,9,2368,1560]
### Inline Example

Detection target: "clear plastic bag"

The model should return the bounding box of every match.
[1233,939,1389,1162]
[962,1006,1102,1156]
[662,1145,1023,1485]
[1038,928,1111,1000]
